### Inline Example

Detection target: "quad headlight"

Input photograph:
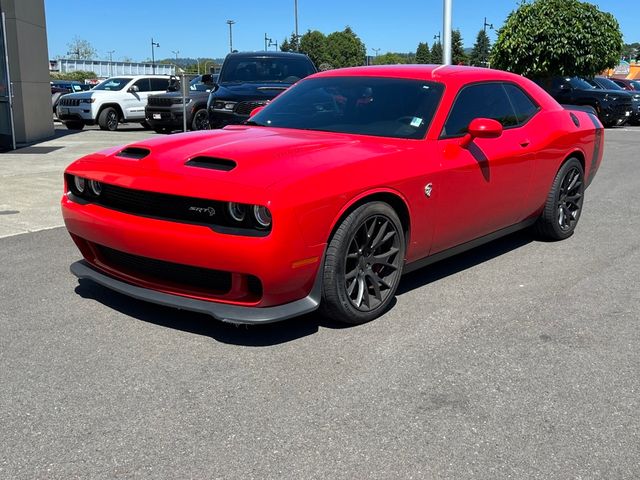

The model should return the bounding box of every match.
[69,175,101,197]
[226,202,271,229]
[73,176,86,193]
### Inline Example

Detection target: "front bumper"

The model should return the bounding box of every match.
[145,106,192,130]
[71,260,322,324]
[62,191,324,322]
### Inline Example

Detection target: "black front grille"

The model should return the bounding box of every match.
[97,183,227,227]
[234,101,267,115]
[613,101,633,115]
[147,97,176,107]
[60,98,81,106]
[96,244,232,293]
[65,174,271,236]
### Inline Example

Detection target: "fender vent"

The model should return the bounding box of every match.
[185,156,237,171]
[117,147,150,159]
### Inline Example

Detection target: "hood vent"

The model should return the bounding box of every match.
[185,156,237,171]
[116,147,151,159]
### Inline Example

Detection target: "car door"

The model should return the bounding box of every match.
[431,82,536,253]
[124,78,152,119]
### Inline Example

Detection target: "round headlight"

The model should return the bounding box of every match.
[89,180,102,196]
[253,205,272,228]
[73,176,86,193]
[228,202,246,222]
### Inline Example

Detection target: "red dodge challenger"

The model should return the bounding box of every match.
[62,65,603,325]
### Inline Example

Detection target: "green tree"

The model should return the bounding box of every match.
[299,30,328,69]
[325,27,366,68]
[65,36,97,59]
[50,70,97,82]
[452,30,467,64]
[430,41,443,64]
[280,33,299,52]
[469,29,491,66]
[373,52,409,65]
[491,0,623,77]
[622,42,640,62]
[416,42,431,64]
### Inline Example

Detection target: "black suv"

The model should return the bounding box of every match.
[207,51,317,129]
[145,74,218,133]
[537,76,633,127]
[583,76,640,126]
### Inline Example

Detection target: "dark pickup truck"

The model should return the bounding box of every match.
[536,76,633,127]
[145,74,218,133]
[207,51,317,129]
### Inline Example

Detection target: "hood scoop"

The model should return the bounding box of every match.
[116,147,151,159]
[185,156,237,171]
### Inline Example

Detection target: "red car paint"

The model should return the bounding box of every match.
[62,65,603,323]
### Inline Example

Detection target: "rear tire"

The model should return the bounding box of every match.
[533,157,585,241]
[98,107,119,131]
[320,202,405,324]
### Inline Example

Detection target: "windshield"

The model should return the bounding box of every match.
[250,77,444,140]
[219,57,315,84]
[596,77,624,90]
[93,78,130,91]
[632,81,640,90]
[569,77,595,89]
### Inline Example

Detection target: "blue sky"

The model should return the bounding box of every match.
[45,0,638,62]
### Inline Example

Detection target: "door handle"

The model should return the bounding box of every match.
[520,139,530,148]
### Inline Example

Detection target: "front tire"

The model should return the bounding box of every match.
[534,158,585,240]
[191,109,210,131]
[64,121,84,130]
[98,107,119,131]
[320,202,405,324]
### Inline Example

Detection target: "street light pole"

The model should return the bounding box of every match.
[226,20,236,53]
[443,0,452,65]
[107,50,115,77]
[172,50,179,62]
[483,17,494,33]
[294,0,299,51]
[264,33,271,51]
[151,38,160,74]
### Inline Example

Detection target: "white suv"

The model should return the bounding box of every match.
[56,75,170,131]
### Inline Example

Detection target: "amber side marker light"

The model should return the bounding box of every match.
[291,257,320,269]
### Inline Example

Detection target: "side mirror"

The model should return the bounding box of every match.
[128,85,139,93]
[459,118,503,148]
[249,106,265,117]
[201,74,213,85]
[558,83,571,91]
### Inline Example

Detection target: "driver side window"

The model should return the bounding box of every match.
[133,79,151,92]
[442,82,516,137]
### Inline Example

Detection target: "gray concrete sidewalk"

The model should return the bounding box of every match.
[0,124,157,238]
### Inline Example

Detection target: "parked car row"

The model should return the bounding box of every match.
[535,76,637,127]
[56,52,318,133]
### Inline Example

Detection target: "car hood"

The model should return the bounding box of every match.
[149,90,210,100]
[212,82,291,101]
[59,90,122,99]
[68,126,411,202]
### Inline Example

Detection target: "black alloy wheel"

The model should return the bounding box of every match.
[557,164,584,232]
[534,157,585,240]
[98,107,119,131]
[321,202,405,324]
[191,109,210,131]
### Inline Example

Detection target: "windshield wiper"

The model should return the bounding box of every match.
[244,120,265,127]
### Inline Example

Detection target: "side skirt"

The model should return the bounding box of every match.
[403,218,537,275]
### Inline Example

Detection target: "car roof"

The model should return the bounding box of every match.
[313,64,527,83]
[224,51,312,60]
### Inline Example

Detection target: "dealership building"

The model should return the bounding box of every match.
[1,0,53,151]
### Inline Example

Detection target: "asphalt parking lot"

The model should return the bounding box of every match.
[1,125,639,479]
